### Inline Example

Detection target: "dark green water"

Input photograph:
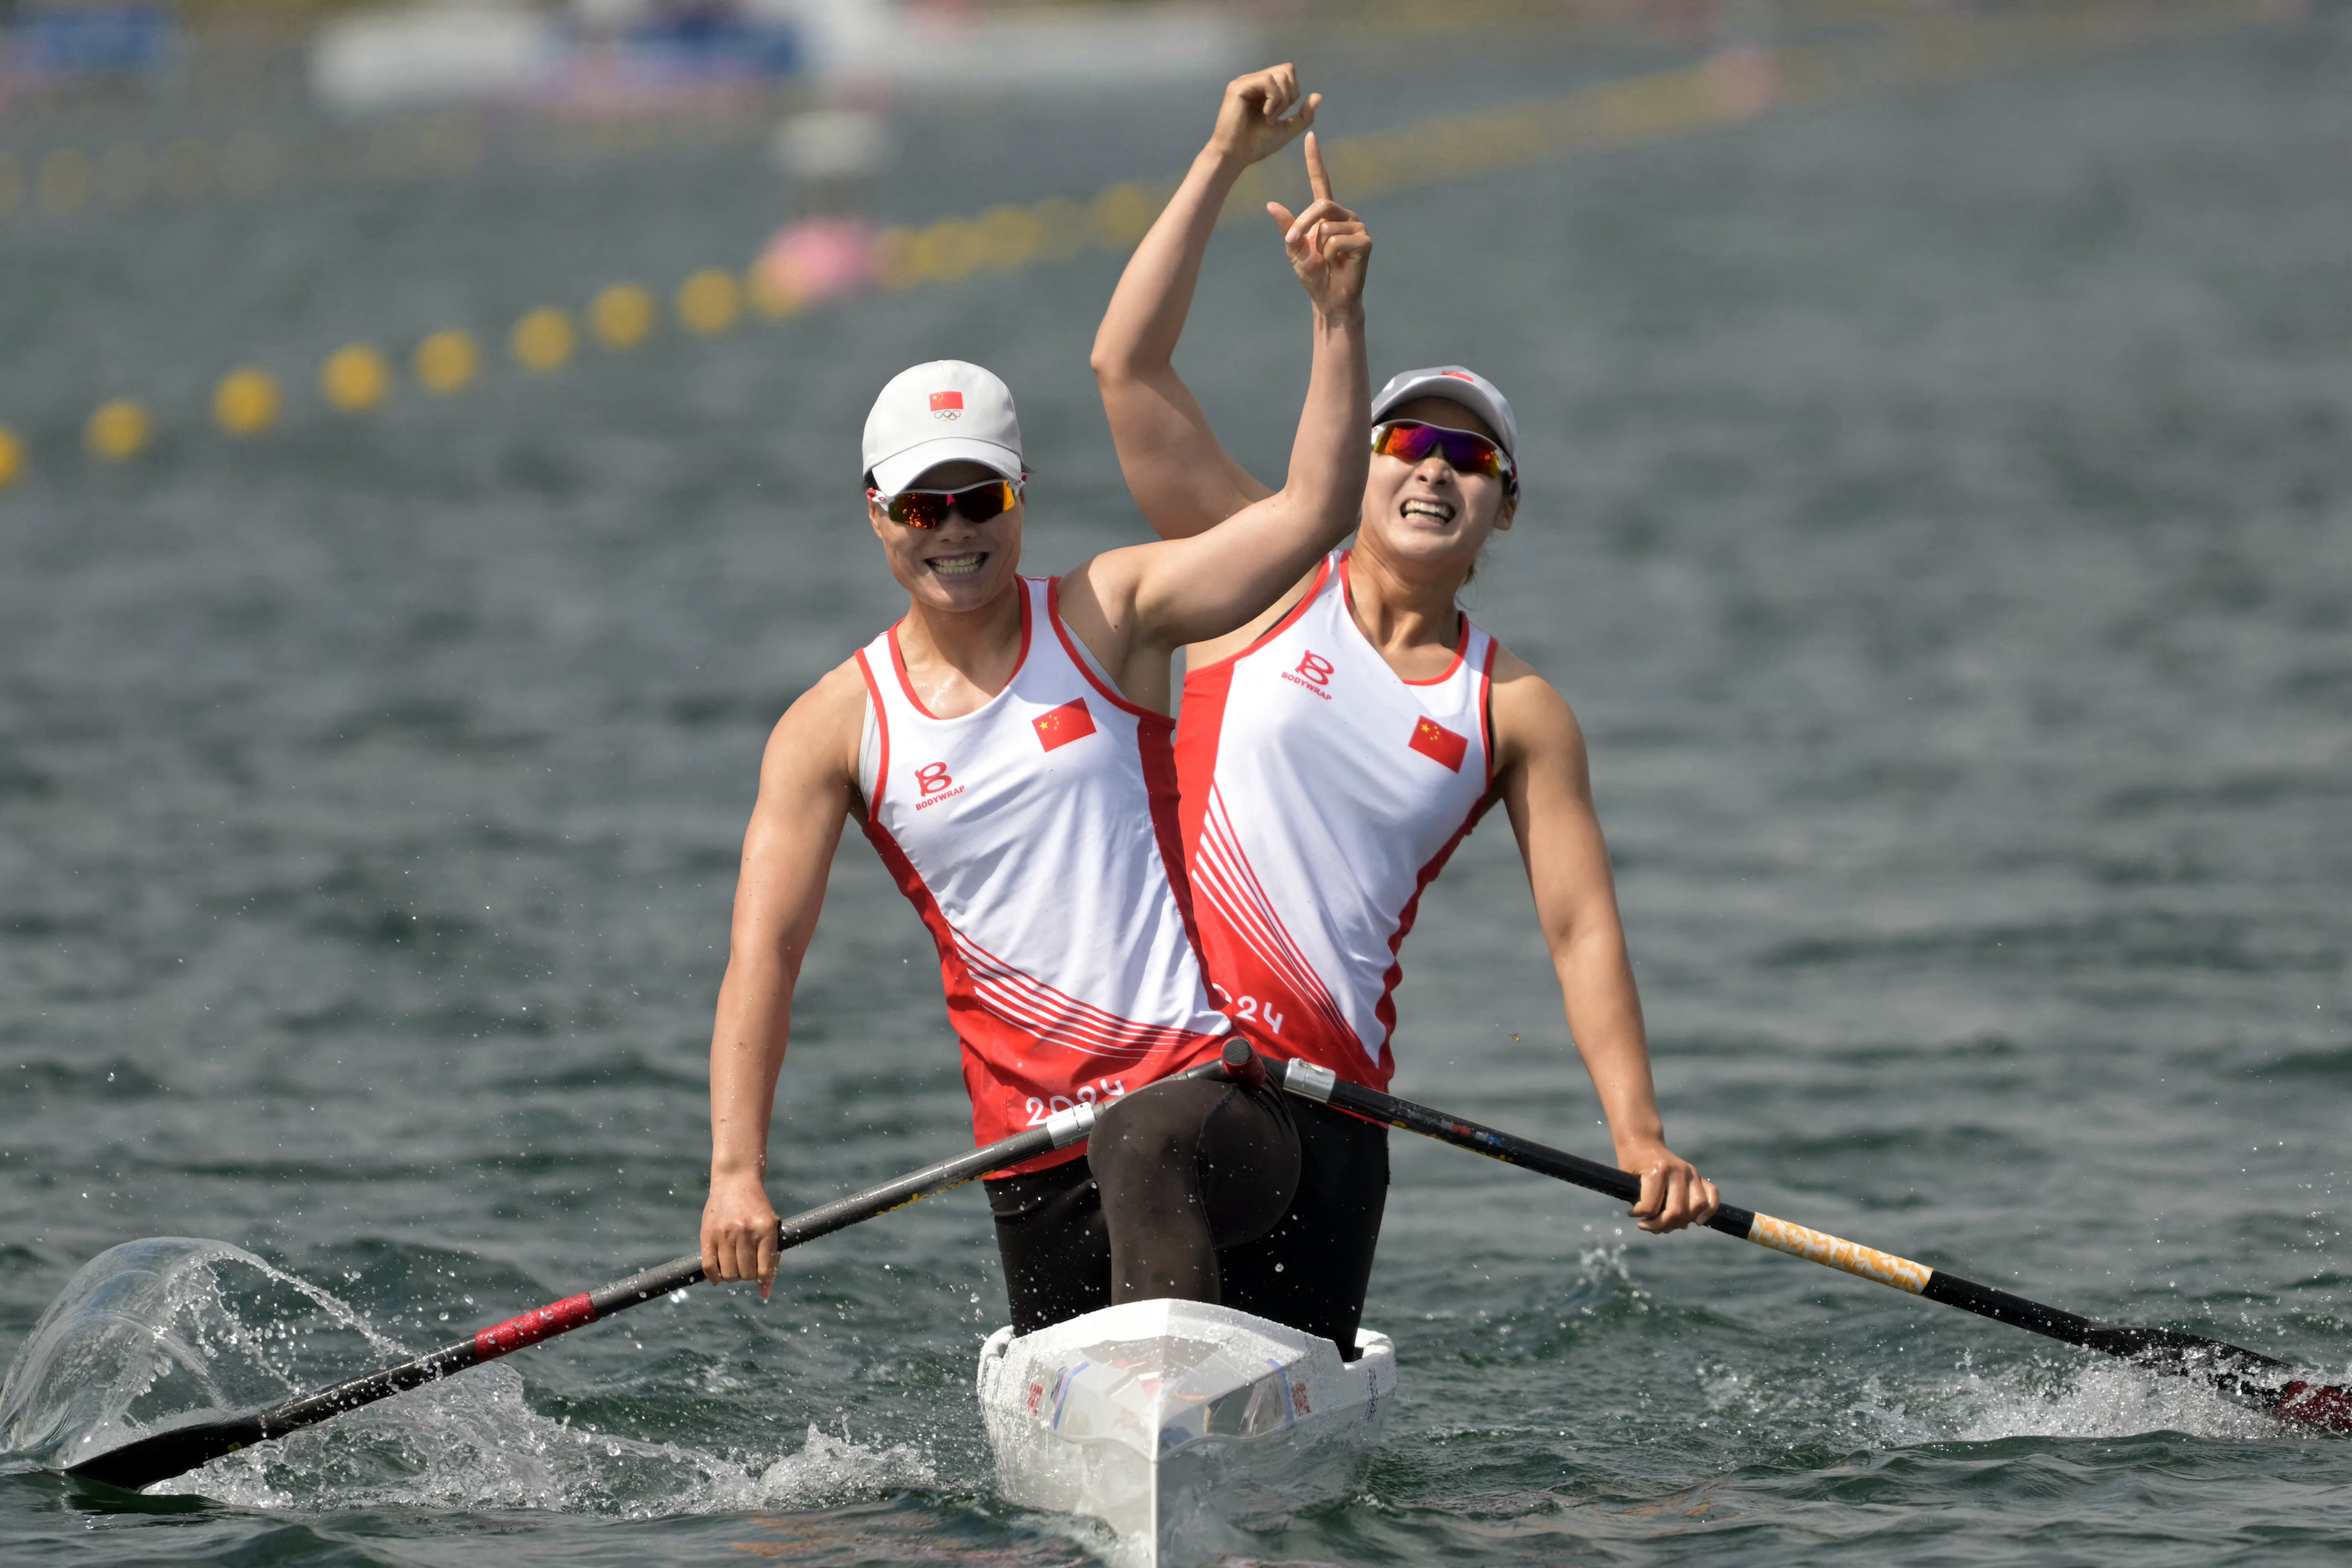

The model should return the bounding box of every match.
[4,12,2350,1565]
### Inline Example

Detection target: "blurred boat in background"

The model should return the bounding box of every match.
[305,0,1254,116]
[0,2,180,98]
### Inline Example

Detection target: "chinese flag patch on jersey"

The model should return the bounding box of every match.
[1033,697,1097,752]
[1407,715,1468,772]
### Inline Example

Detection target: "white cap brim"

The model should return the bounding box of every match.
[1371,368,1517,459]
[870,435,1024,496]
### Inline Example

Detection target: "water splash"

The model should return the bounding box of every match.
[2,1238,938,1517]
[0,1237,401,1472]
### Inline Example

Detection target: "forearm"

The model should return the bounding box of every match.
[1093,145,1245,381]
[1279,301,1370,534]
[708,949,794,1183]
[1553,926,1668,1160]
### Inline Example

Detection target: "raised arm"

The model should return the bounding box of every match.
[1090,65,1317,539]
[1490,651,1721,1236]
[701,662,864,1299]
[1062,163,1370,682]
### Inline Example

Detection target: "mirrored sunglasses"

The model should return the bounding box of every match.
[1371,421,1517,491]
[867,478,1024,529]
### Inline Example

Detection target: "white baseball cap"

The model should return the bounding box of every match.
[861,359,1025,495]
[1370,365,1519,461]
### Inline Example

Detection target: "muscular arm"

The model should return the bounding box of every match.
[1490,650,1719,1235]
[1090,111,1285,539]
[1062,187,1370,691]
[701,662,864,1298]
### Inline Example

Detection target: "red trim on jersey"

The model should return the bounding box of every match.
[1192,786,1357,1049]
[1137,709,1209,972]
[1044,577,1157,720]
[948,923,1222,1062]
[1045,576,1211,970]
[1174,554,1337,987]
[1477,638,1499,786]
[1401,613,1472,686]
[887,581,1033,720]
[853,648,892,810]
[1337,552,1469,687]
[859,813,1084,1175]
[1368,788,1501,1085]
[1181,554,1336,680]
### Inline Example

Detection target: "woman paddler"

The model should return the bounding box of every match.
[700,160,1374,1328]
[1087,66,1722,1356]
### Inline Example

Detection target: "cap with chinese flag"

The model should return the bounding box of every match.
[1033,697,1097,753]
[1406,715,1468,772]
[862,360,1024,494]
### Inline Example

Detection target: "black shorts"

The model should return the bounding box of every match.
[984,1086,1389,1358]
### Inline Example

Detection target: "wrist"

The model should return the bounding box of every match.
[1196,142,1251,181]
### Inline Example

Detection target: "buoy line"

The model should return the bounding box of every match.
[0,0,2283,492]
[0,100,777,226]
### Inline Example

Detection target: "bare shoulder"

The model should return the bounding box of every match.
[1486,639,1589,779]
[760,657,867,788]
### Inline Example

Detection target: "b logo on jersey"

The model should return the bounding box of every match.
[1408,716,1468,772]
[1281,650,1335,701]
[913,760,964,808]
[929,390,964,421]
[1032,697,1097,752]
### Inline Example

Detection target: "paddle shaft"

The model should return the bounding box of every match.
[1267,1055,2319,1400]
[64,1101,1106,1489]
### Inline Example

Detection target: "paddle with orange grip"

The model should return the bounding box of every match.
[1238,1040,2352,1434]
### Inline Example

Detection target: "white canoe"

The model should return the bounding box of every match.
[977,1298,1397,1565]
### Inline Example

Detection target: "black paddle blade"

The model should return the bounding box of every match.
[61,1410,270,1491]
[2080,1323,2287,1380]
[2077,1323,2352,1433]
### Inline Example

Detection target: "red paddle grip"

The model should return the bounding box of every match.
[474,1293,595,1361]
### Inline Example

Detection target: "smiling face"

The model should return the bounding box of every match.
[868,458,1026,614]
[1358,395,1518,583]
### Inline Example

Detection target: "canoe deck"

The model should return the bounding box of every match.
[977,1298,1396,1565]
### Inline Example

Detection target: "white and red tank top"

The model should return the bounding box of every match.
[855,575,1230,1172]
[1175,550,1499,1091]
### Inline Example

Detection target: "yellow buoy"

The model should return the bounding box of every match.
[675,269,740,336]
[914,220,985,284]
[38,148,91,214]
[590,283,657,349]
[0,426,24,492]
[745,263,800,320]
[414,330,479,394]
[1032,197,1089,261]
[321,345,393,412]
[212,368,282,437]
[1091,183,1158,249]
[510,307,575,372]
[868,227,924,292]
[978,205,1044,271]
[87,399,152,461]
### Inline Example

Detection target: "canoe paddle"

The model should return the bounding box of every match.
[1232,1041,2352,1434]
[60,1098,1112,1491]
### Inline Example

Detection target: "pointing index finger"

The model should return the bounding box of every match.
[1304,131,1333,204]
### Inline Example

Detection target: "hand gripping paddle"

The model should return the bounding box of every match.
[1243,1040,2352,1433]
[61,1099,1114,1491]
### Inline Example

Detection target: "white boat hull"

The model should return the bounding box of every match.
[977,1298,1396,1565]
